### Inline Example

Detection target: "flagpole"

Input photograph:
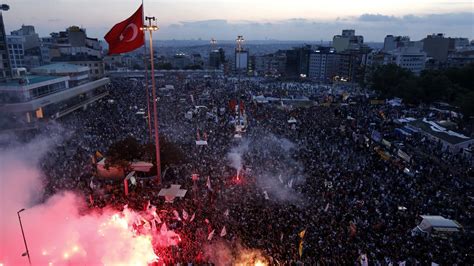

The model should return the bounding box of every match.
[142,17,161,183]
[142,0,152,141]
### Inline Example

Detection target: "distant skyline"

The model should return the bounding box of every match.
[2,0,473,42]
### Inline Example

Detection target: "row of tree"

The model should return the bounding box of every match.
[367,63,474,118]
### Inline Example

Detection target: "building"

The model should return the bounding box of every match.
[254,52,286,76]
[332,30,364,52]
[407,118,474,152]
[170,53,192,69]
[9,25,49,69]
[447,50,474,68]
[11,25,40,50]
[6,35,25,69]
[0,10,12,80]
[382,35,411,52]
[234,49,249,73]
[284,45,312,77]
[52,55,105,80]
[336,48,371,83]
[388,47,427,75]
[209,48,225,69]
[308,47,338,82]
[0,63,110,131]
[422,33,451,62]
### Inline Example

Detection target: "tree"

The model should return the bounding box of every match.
[105,136,143,170]
[142,136,187,174]
[368,64,415,98]
[455,91,474,119]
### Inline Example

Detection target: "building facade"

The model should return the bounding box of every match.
[308,47,338,82]
[333,30,364,52]
[0,63,110,130]
[6,35,25,69]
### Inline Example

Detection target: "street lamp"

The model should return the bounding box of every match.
[140,17,161,184]
[0,4,9,11]
[17,208,31,265]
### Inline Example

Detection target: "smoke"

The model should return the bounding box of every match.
[0,133,164,265]
[226,139,250,175]
[204,241,269,266]
[203,241,233,266]
[226,132,305,203]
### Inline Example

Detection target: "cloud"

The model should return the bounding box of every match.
[358,13,398,22]
[157,12,473,41]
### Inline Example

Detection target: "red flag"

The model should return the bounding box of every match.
[105,5,144,55]
[229,99,237,111]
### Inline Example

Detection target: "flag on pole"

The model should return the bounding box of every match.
[206,176,213,191]
[298,229,306,258]
[207,229,215,241]
[95,151,104,158]
[182,209,189,220]
[173,210,181,221]
[160,222,168,235]
[104,5,144,55]
[220,226,227,237]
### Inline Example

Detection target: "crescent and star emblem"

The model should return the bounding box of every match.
[119,23,138,42]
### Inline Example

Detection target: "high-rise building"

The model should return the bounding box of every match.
[422,33,451,62]
[0,9,12,80]
[332,29,364,52]
[284,45,312,77]
[209,48,225,69]
[336,48,371,83]
[308,47,338,82]
[11,25,40,50]
[6,35,25,69]
[235,49,248,72]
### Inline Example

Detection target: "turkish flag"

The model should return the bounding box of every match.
[105,5,144,55]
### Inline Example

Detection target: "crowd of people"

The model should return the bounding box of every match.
[33,73,472,265]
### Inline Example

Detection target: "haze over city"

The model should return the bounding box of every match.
[4,0,474,41]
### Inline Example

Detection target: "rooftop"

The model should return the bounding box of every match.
[409,118,472,145]
[31,63,89,74]
[1,75,64,87]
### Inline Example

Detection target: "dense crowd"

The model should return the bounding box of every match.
[35,74,473,265]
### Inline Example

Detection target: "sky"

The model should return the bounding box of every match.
[2,0,473,42]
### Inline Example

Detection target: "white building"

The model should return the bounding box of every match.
[235,50,248,72]
[388,47,427,75]
[0,63,109,130]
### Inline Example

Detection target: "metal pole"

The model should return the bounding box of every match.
[142,0,152,141]
[145,17,161,183]
[17,209,31,265]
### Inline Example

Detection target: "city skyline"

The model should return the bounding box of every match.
[2,0,473,41]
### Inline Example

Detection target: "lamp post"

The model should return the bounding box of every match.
[141,17,161,184]
[235,35,245,85]
[17,208,31,265]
